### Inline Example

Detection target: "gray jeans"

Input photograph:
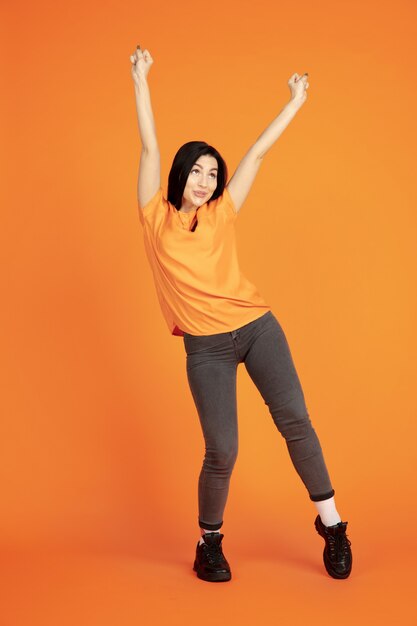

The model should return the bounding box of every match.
[183,310,335,531]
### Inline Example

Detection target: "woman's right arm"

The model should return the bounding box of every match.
[130,46,161,209]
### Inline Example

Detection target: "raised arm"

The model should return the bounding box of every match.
[227,72,309,213]
[130,45,161,210]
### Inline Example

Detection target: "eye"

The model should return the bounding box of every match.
[190,169,217,178]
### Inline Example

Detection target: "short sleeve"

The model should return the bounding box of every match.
[222,186,238,221]
[137,187,165,226]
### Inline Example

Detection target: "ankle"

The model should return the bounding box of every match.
[200,526,221,536]
[199,528,221,545]
[313,496,342,527]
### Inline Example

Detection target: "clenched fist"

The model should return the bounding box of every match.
[288,73,309,105]
[130,45,154,86]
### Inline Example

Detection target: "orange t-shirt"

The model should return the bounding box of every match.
[138,185,271,336]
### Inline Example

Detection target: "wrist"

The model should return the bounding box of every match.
[134,74,149,91]
[287,97,304,111]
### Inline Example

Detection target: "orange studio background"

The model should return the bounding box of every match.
[1,0,416,624]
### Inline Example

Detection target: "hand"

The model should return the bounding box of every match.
[288,72,309,105]
[130,45,154,86]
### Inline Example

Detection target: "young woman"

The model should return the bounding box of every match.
[130,45,352,583]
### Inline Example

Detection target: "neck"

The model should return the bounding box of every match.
[179,203,198,213]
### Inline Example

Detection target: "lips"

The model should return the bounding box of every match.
[194,191,206,198]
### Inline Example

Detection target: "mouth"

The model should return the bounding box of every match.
[193,191,207,198]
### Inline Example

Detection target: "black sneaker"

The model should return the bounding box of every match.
[193,532,232,582]
[314,515,352,579]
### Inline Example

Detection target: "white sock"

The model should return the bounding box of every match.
[199,528,220,545]
[314,496,342,527]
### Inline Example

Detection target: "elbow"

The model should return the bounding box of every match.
[251,145,266,161]
[141,143,160,155]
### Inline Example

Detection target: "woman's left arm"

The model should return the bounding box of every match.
[227,72,309,213]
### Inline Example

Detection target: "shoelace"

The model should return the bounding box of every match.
[328,532,352,561]
[203,542,224,566]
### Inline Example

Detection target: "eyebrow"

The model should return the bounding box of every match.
[193,163,218,171]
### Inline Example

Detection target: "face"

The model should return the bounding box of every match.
[181,154,219,210]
